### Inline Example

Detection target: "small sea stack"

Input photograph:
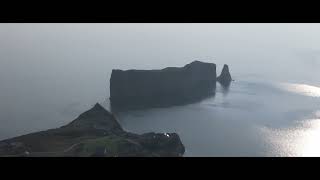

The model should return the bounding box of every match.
[217,64,232,86]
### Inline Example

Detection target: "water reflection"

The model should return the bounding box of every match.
[218,81,231,96]
[277,83,320,97]
[110,87,217,113]
[261,117,320,157]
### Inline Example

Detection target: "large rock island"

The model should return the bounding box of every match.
[110,61,232,112]
[0,103,185,157]
[110,61,218,111]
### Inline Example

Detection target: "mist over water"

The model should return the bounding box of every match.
[1,23,320,156]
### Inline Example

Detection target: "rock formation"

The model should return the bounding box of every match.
[217,64,232,86]
[110,61,217,111]
[0,103,185,157]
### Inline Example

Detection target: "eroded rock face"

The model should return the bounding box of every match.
[0,103,185,157]
[217,64,232,86]
[110,61,217,111]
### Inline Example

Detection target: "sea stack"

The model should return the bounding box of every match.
[217,64,232,86]
[110,61,217,111]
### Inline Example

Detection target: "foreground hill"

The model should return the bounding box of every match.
[0,103,185,157]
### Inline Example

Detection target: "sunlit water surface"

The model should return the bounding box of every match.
[114,80,320,156]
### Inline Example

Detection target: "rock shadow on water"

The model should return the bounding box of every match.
[110,89,216,113]
[218,80,231,96]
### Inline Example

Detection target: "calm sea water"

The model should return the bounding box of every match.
[1,24,320,156]
[116,79,320,156]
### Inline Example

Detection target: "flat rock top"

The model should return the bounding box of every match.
[112,60,216,72]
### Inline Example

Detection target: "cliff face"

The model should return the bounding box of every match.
[110,61,217,111]
[0,103,185,157]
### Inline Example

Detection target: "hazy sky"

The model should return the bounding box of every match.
[1,23,320,139]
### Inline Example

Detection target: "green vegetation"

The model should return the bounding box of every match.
[78,135,125,156]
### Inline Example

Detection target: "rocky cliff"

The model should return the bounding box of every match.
[110,61,217,111]
[0,103,185,157]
